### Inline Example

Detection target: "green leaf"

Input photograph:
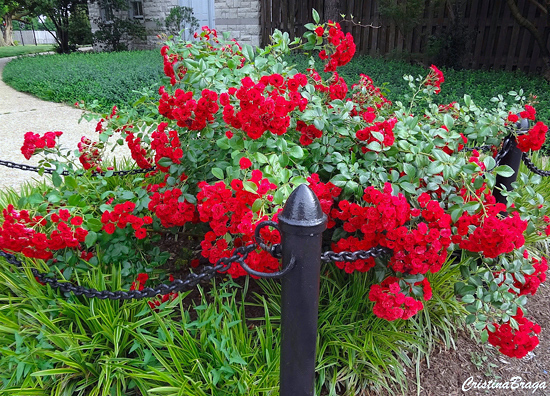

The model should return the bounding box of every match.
[242,181,258,194]
[251,198,263,213]
[427,161,444,175]
[157,157,172,167]
[273,189,284,204]
[399,182,417,194]
[462,295,475,303]
[120,191,135,200]
[86,218,103,232]
[312,8,320,24]
[212,167,224,179]
[242,44,255,61]
[443,114,454,130]
[85,231,97,249]
[403,163,416,178]
[52,172,63,188]
[494,165,515,177]
[289,145,304,159]
[366,141,382,151]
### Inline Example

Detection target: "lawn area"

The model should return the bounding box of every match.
[0,44,55,58]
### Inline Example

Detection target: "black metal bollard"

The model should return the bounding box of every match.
[277,184,327,396]
[493,118,529,205]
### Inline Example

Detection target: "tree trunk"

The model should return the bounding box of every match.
[324,0,341,23]
[3,14,15,46]
[506,0,550,80]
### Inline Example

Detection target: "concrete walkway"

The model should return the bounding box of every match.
[0,55,128,191]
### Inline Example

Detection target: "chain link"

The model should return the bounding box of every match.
[1,242,395,299]
[0,159,154,177]
[321,245,391,263]
[460,145,493,152]
[521,153,550,177]
[0,244,255,300]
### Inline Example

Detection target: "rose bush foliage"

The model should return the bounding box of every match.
[2,12,549,359]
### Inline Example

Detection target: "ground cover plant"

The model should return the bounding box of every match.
[0,44,55,58]
[2,50,164,110]
[1,12,550,395]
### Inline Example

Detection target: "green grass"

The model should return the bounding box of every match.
[0,45,55,58]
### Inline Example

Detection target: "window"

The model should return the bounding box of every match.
[130,0,144,19]
[100,1,114,22]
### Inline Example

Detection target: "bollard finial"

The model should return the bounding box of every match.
[277,184,327,234]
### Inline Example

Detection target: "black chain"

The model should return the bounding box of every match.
[492,135,514,169]
[0,159,154,177]
[460,145,493,152]
[0,242,394,299]
[521,153,550,177]
[0,244,255,300]
[321,245,391,263]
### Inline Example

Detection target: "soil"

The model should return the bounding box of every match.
[391,282,550,396]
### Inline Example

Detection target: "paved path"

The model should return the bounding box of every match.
[0,55,128,191]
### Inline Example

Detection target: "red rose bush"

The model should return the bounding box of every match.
[3,14,549,359]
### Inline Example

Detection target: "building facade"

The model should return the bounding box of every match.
[87,0,261,50]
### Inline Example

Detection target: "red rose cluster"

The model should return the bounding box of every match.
[125,132,153,169]
[331,183,412,273]
[147,188,196,228]
[158,87,219,132]
[487,308,541,358]
[77,136,103,171]
[327,72,348,101]
[306,173,342,229]
[196,170,280,277]
[516,121,548,152]
[368,276,429,321]
[452,197,527,258]
[0,205,87,260]
[319,21,356,72]
[425,65,444,94]
[220,74,308,139]
[350,74,392,112]
[160,45,186,85]
[150,122,184,172]
[296,121,323,146]
[512,253,548,296]
[101,202,153,239]
[356,118,397,152]
[385,193,452,275]
[21,131,63,160]
[520,105,536,121]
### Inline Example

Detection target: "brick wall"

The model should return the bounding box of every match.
[214,0,261,47]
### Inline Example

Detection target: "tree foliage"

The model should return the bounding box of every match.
[23,0,89,52]
[164,5,198,40]
[90,0,146,51]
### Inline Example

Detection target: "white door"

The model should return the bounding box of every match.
[178,0,215,33]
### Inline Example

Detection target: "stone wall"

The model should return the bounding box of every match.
[87,0,177,51]
[214,0,261,47]
[87,0,262,50]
